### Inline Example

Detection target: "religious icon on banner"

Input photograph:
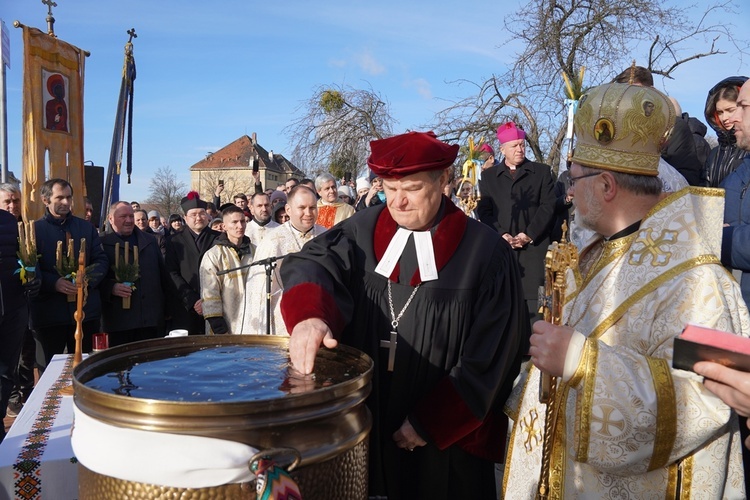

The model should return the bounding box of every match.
[43,70,69,132]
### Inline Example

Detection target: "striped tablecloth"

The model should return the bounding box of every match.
[0,354,77,500]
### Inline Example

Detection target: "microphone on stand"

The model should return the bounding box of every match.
[216,253,290,335]
[216,253,288,276]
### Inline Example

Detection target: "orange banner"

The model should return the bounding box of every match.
[21,26,86,222]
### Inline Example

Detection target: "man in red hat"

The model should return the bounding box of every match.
[164,191,220,335]
[477,122,556,345]
[280,131,527,498]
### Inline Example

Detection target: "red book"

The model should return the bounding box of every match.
[673,324,750,373]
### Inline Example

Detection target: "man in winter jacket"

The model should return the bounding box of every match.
[100,201,169,346]
[0,209,40,442]
[30,178,108,371]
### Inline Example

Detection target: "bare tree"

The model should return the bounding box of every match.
[146,166,187,217]
[285,84,396,179]
[432,0,748,173]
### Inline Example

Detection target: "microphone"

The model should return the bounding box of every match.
[216,253,289,275]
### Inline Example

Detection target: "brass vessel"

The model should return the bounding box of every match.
[73,335,372,499]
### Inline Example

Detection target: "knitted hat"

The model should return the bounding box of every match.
[338,185,354,199]
[572,83,675,176]
[367,131,459,179]
[356,177,370,192]
[269,191,287,206]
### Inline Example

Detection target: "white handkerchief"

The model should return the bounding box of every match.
[375,227,438,282]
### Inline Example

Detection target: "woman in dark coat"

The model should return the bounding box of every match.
[702,76,749,187]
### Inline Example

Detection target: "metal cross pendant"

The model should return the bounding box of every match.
[380,330,398,371]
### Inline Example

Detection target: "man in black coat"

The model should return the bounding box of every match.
[30,178,108,371]
[0,209,40,442]
[0,183,36,417]
[164,192,220,335]
[477,122,556,345]
[100,201,169,346]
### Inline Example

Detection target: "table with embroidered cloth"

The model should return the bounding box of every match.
[0,354,78,500]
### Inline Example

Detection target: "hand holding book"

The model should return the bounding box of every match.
[674,324,750,446]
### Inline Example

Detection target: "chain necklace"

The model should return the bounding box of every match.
[381,280,422,372]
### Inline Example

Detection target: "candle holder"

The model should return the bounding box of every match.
[16,221,39,284]
[92,333,109,352]
[113,242,140,309]
[55,237,79,302]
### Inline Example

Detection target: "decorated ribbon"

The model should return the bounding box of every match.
[14,260,36,284]
[253,458,302,500]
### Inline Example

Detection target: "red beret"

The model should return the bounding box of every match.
[367,131,459,179]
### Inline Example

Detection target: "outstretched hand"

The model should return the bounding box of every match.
[289,318,338,374]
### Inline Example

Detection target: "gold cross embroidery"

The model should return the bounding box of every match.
[522,408,543,452]
[591,405,625,437]
[629,228,677,267]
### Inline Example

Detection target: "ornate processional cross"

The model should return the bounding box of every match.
[42,0,57,16]
[42,0,58,36]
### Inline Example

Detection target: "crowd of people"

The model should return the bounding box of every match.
[3,68,750,499]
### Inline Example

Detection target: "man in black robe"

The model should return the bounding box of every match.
[477,122,556,347]
[280,131,527,499]
[164,192,219,335]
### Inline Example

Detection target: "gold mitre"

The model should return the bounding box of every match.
[572,82,675,176]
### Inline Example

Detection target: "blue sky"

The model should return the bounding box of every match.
[2,0,748,203]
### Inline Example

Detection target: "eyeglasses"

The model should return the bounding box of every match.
[568,171,602,187]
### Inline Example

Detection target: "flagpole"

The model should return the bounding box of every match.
[100,29,137,231]
[0,20,9,184]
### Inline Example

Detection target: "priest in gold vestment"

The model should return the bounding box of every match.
[503,82,750,499]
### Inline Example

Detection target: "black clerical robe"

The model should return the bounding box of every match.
[164,226,220,335]
[280,198,526,498]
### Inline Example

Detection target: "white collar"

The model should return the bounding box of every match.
[374,227,438,282]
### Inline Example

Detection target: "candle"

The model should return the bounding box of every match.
[17,222,26,261]
[56,240,63,270]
